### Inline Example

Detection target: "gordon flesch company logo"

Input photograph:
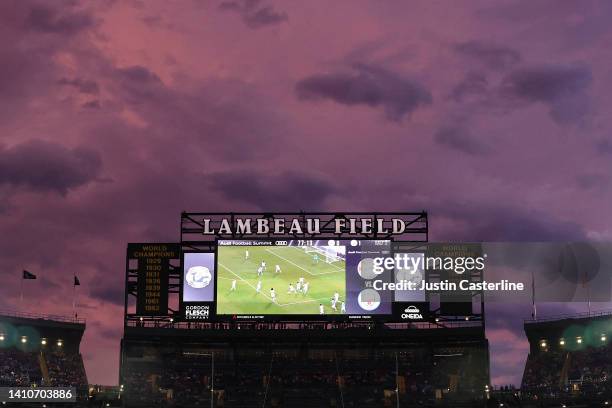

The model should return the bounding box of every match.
[401,305,423,320]
[185,305,210,320]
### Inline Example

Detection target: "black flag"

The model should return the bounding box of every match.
[23,270,37,279]
[74,276,80,286]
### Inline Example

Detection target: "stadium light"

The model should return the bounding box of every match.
[601,334,607,342]
[0,333,4,341]
[559,339,565,346]
[170,318,174,323]
[57,339,63,347]
[21,336,27,344]
[576,337,582,344]
[539,340,547,349]
[41,338,47,346]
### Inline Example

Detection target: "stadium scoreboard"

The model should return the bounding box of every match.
[179,238,431,322]
[125,213,484,325]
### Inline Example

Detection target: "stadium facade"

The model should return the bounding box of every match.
[0,310,89,405]
[119,212,491,407]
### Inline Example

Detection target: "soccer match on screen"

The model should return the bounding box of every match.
[216,242,346,315]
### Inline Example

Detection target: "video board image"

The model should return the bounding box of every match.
[216,239,393,316]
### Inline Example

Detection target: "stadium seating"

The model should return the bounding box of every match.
[0,349,43,387]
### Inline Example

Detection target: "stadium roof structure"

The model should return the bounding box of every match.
[524,309,612,353]
[0,310,85,354]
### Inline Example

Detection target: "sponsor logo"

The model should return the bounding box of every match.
[401,305,423,320]
[186,266,212,289]
[185,305,210,320]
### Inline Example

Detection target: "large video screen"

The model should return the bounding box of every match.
[215,239,395,316]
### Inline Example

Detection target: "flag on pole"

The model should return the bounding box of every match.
[74,276,80,286]
[23,270,37,279]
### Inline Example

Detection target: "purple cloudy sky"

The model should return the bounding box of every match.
[1,0,611,386]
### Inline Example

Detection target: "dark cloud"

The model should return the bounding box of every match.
[296,64,432,121]
[207,170,338,210]
[450,72,488,102]
[82,100,101,109]
[89,283,124,306]
[25,4,95,35]
[117,66,162,83]
[501,65,592,123]
[455,41,521,70]
[434,126,490,155]
[596,139,612,155]
[58,77,100,95]
[576,173,608,191]
[0,140,103,195]
[432,203,586,242]
[219,0,288,29]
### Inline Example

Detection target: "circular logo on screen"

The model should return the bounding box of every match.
[357,288,381,311]
[357,258,378,280]
[186,266,212,289]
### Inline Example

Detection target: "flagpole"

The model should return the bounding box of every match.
[72,283,76,317]
[531,270,537,321]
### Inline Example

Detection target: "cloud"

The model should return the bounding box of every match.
[501,64,592,123]
[596,139,612,155]
[219,0,288,29]
[58,77,100,95]
[25,3,95,35]
[0,140,103,195]
[296,64,432,121]
[450,72,489,102]
[434,126,491,155]
[432,203,586,242]
[89,283,124,306]
[207,170,338,210]
[576,173,608,191]
[454,41,521,70]
[117,65,162,83]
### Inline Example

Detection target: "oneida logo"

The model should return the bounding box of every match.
[401,305,422,320]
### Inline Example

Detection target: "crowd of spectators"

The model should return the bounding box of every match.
[45,350,88,388]
[0,349,43,386]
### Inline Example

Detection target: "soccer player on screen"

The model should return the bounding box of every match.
[270,288,277,303]
[334,292,340,303]
[302,281,309,295]
[313,253,319,264]
[257,266,263,277]
[296,280,302,293]
[319,304,324,314]
[230,279,237,291]
[331,297,337,311]
[288,283,295,294]
[256,280,262,293]
[245,249,249,261]
[275,264,281,274]
[341,301,346,313]
[261,260,266,271]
